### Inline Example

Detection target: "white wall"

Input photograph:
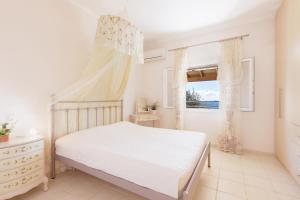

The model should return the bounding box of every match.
[139,18,275,153]
[0,0,96,136]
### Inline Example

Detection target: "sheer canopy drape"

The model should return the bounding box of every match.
[48,15,144,174]
[217,39,243,153]
[56,47,134,101]
[54,15,144,102]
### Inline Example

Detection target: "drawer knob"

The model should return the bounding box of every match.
[3,151,10,155]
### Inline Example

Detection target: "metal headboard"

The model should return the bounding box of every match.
[51,99,123,137]
[50,99,123,178]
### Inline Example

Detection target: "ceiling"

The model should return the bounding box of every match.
[68,0,282,43]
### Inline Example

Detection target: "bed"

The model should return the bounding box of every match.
[50,100,211,200]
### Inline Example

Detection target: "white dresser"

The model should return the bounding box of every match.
[0,135,48,200]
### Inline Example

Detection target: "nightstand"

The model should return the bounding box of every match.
[0,135,48,200]
[130,114,160,127]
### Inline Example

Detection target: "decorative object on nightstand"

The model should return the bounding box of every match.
[149,101,159,115]
[0,120,15,143]
[130,98,160,127]
[135,98,160,114]
[0,135,48,200]
[136,97,150,113]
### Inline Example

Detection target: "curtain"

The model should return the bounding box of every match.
[53,15,144,102]
[55,47,134,101]
[217,39,243,153]
[49,15,144,175]
[174,49,187,130]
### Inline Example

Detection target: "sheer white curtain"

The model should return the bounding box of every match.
[174,49,187,130]
[50,15,144,174]
[53,15,144,102]
[218,39,243,153]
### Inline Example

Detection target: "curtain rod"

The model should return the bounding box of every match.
[168,34,250,51]
[187,64,218,71]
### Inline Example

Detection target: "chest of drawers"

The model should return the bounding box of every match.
[0,136,48,200]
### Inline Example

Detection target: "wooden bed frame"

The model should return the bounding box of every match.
[50,100,211,200]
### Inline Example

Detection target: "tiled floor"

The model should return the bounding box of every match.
[11,148,300,200]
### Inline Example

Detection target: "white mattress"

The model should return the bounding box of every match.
[56,121,207,198]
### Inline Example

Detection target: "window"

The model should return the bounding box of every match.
[163,58,255,111]
[186,65,219,109]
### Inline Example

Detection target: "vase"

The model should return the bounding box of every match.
[0,134,9,142]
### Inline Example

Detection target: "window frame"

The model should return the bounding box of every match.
[162,58,255,112]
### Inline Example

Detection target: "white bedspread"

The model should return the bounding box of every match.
[56,121,207,198]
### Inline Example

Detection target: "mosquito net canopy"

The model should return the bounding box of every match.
[54,15,144,102]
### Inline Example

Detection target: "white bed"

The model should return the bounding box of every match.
[55,121,207,199]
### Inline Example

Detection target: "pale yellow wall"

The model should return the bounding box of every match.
[275,0,300,184]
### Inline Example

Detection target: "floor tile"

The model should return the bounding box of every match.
[245,185,277,200]
[269,170,298,185]
[203,165,220,177]
[9,196,25,200]
[276,193,300,200]
[199,174,219,189]
[244,175,273,190]
[220,169,244,183]
[272,181,300,198]
[217,191,245,200]
[218,179,246,199]
[195,186,217,200]
[242,165,268,178]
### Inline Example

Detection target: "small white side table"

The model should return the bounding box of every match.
[130,114,160,127]
[0,135,48,200]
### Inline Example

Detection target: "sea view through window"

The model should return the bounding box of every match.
[186,80,220,109]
